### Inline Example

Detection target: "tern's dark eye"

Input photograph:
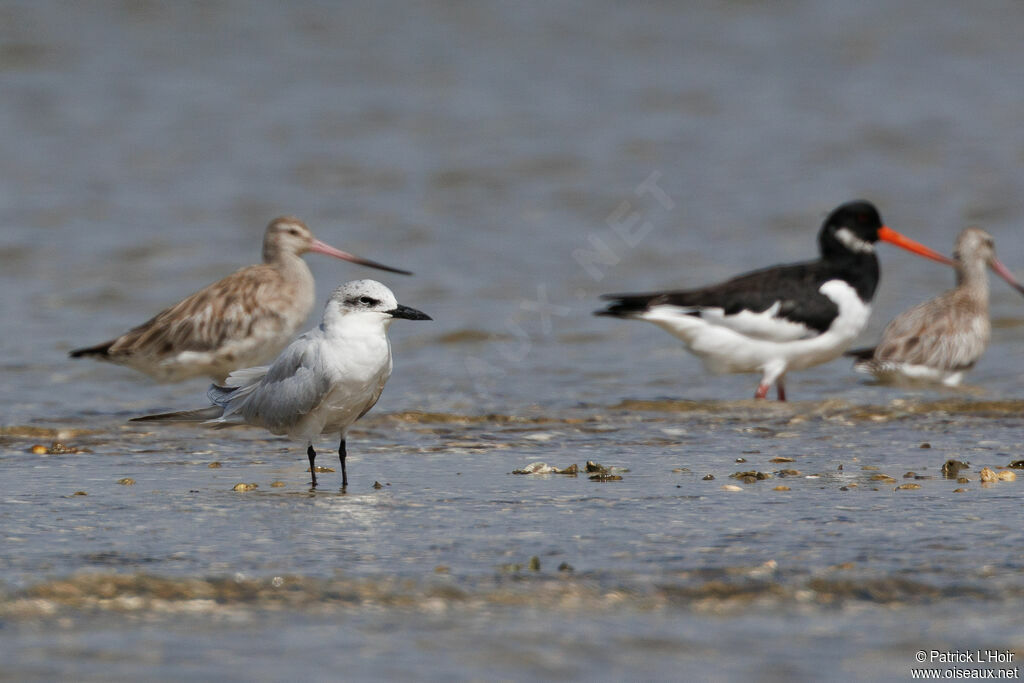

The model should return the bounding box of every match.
[345,295,381,307]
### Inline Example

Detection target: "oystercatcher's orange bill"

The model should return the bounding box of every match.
[877,226,955,266]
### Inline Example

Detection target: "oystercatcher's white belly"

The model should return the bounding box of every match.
[639,279,871,375]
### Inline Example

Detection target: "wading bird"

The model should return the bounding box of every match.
[847,227,1024,386]
[71,217,411,383]
[133,280,431,488]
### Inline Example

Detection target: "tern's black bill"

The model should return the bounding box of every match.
[387,305,432,321]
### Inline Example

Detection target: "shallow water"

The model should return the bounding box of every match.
[3,1,1024,681]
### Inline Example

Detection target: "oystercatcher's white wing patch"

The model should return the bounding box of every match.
[641,301,816,342]
[696,302,819,342]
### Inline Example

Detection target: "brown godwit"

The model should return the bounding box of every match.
[848,227,1024,386]
[71,217,411,383]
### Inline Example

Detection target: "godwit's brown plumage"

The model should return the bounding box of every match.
[847,227,1024,386]
[70,217,411,383]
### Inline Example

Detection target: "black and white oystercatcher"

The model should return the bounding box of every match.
[596,200,954,400]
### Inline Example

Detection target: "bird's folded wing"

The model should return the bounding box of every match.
[225,339,333,431]
[874,300,987,370]
[223,365,272,388]
[605,262,841,340]
[107,265,291,356]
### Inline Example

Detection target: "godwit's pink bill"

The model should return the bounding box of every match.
[70,217,411,383]
[596,200,954,400]
[132,280,431,488]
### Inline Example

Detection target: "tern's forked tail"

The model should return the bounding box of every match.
[131,406,224,423]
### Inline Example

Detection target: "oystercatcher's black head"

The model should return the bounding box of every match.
[819,200,885,260]
[819,200,953,266]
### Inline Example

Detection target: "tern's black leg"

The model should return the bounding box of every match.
[307,444,318,487]
[338,439,348,488]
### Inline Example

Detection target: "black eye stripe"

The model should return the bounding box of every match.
[345,296,381,306]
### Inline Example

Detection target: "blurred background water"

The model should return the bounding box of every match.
[2,1,1024,680]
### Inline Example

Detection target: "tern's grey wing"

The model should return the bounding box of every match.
[225,336,333,433]
[206,365,271,409]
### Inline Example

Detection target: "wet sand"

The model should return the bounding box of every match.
[3,399,1023,679]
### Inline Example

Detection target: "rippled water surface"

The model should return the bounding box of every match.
[3,1,1024,681]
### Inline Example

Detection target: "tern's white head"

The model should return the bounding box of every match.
[321,279,432,332]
